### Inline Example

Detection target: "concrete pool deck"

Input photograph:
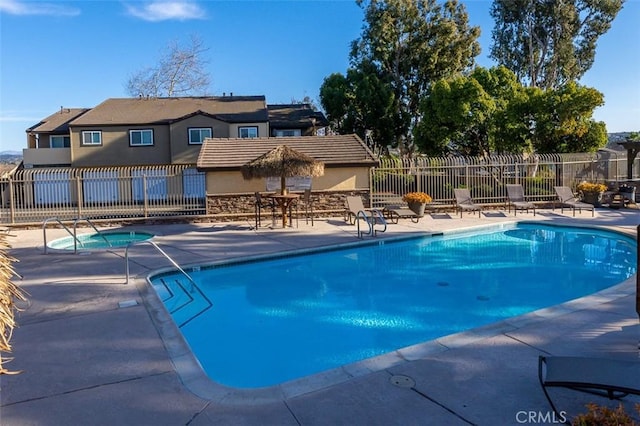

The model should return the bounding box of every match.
[1,208,639,425]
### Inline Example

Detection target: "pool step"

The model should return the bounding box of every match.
[156,278,213,328]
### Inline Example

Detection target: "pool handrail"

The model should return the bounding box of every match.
[356,209,387,238]
[125,240,197,290]
[43,217,82,254]
[73,217,111,252]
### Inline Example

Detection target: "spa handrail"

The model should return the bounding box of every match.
[73,217,111,252]
[43,217,81,254]
[125,240,197,289]
[356,209,387,238]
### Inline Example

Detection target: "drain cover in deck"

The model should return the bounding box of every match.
[390,375,415,388]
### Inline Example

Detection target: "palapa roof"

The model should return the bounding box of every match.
[240,145,325,179]
[197,135,378,171]
[70,96,268,126]
[27,108,90,133]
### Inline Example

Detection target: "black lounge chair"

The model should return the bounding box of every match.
[384,205,422,223]
[506,184,536,216]
[553,186,595,217]
[453,188,482,218]
[538,355,640,420]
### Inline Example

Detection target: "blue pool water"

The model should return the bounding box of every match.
[48,231,154,250]
[149,224,637,388]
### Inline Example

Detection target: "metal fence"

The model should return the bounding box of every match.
[370,151,636,208]
[1,152,637,225]
[0,164,206,224]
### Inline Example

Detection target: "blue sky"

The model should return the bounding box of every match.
[0,0,638,153]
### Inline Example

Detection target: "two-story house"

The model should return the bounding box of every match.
[11,96,332,214]
[25,95,328,168]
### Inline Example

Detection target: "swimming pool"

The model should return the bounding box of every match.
[148,223,636,389]
[47,230,154,251]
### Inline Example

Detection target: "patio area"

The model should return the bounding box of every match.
[2,207,639,425]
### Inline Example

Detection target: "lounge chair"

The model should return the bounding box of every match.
[345,196,377,224]
[453,188,482,218]
[538,356,640,419]
[554,186,595,217]
[383,204,423,223]
[506,184,536,216]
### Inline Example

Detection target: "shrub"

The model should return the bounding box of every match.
[572,402,640,426]
[577,181,607,194]
[402,192,432,203]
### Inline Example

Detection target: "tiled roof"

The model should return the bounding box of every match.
[27,108,90,133]
[70,96,268,126]
[267,104,329,128]
[197,135,378,170]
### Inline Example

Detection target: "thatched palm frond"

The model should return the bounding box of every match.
[0,232,26,375]
[240,145,324,180]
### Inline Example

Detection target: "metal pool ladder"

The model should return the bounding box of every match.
[43,216,110,254]
[356,209,387,238]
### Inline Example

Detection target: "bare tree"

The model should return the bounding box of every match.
[126,34,211,97]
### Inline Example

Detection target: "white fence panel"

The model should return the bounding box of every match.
[182,168,205,199]
[34,170,71,206]
[83,170,119,203]
[132,169,167,201]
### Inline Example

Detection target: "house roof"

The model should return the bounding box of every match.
[27,108,90,133]
[267,104,329,129]
[70,96,268,126]
[197,134,378,170]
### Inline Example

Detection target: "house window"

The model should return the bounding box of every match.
[238,126,258,138]
[274,129,301,137]
[51,135,70,148]
[82,131,102,145]
[130,129,154,146]
[188,127,212,144]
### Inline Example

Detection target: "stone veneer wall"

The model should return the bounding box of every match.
[205,190,370,218]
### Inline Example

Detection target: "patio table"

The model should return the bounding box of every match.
[265,193,300,228]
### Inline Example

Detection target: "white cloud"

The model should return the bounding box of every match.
[0,113,43,123]
[124,1,206,22]
[0,0,80,16]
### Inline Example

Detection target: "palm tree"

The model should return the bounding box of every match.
[0,231,26,374]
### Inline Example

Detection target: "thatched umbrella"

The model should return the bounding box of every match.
[241,145,324,195]
[0,232,26,375]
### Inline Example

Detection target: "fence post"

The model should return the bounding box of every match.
[465,164,470,188]
[416,159,422,195]
[143,175,149,218]
[369,166,373,208]
[8,177,15,224]
[76,175,83,218]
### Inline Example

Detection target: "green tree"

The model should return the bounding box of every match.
[490,0,624,89]
[415,66,522,155]
[318,73,352,135]
[415,76,496,156]
[532,82,607,152]
[319,63,397,150]
[320,0,480,153]
[415,67,607,155]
